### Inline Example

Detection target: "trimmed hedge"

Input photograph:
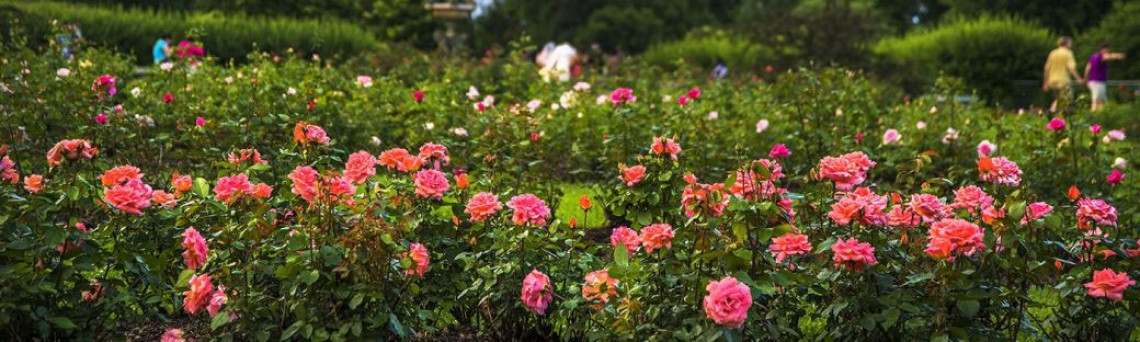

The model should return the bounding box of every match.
[642,28,780,74]
[6,0,381,64]
[874,16,1053,105]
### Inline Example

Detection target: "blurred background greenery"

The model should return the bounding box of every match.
[1,0,1136,106]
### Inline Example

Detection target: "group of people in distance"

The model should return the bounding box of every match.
[152,34,206,68]
[1043,36,1126,112]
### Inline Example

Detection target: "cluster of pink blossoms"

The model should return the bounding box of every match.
[650,137,682,160]
[818,151,876,190]
[924,219,986,262]
[828,187,889,226]
[978,156,1022,187]
[101,165,153,215]
[729,159,786,201]
[680,173,729,218]
[213,174,272,204]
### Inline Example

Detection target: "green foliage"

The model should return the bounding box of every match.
[8,0,381,64]
[474,0,741,53]
[941,0,1113,35]
[874,15,1054,104]
[642,28,779,73]
[1,40,1139,340]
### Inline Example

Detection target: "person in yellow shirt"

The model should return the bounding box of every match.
[1042,36,1084,112]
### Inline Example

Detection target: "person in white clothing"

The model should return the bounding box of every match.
[536,42,579,82]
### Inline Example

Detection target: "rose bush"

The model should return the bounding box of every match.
[0,39,1138,341]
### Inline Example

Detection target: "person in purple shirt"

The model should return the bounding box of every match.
[1084,43,1126,111]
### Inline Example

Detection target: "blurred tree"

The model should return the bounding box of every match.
[473,0,741,53]
[732,0,888,69]
[942,0,1113,35]
[874,0,948,33]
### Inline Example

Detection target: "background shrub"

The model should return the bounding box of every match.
[874,15,1053,105]
[7,0,381,64]
[641,28,781,74]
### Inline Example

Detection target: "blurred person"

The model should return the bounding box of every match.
[711,58,728,80]
[1084,43,1126,111]
[537,42,578,82]
[56,22,83,60]
[153,34,173,64]
[1042,36,1083,112]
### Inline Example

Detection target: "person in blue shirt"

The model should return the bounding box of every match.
[153,34,173,64]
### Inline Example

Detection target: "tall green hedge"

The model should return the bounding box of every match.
[6,0,381,64]
[642,28,780,74]
[874,16,1053,105]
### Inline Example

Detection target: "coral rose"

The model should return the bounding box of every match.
[650,137,682,160]
[924,219,986,261]
[1084,269,1134,301]
[153,190,177,208]
[101,165,142,187]
[214,174,254,203]
[769,232,812,263]
[619,164,646,187]
[831,238,877,271]
[172,173,193,194]
[1021,202,1053,225]
[183,274,214,315]
[465,192,503,222]
[950,185,993,214]
[161,328,185,342]
[104,179,153,215]
[582,269,619,309]
[909,194,951,223]
[377,148,410,170]
[293,121,331,146]
[289,166,320,204]
[818,152,876,190]
[639,223,674,253]
[418,143,449,163]
[46,139,98,167]
[23,174,43,193]
[404,242,430,277]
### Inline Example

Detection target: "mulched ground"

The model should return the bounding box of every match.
[112,317,211,341]
[413,327,488,342]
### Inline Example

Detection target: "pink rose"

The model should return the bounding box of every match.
[181,227,209,270]
[414,170,450,199]
[610,226,640,255]
[703,276,752,329]
[465,192,503,222]
[506,194,551,226]
[520,269,553,315]
[404,242,430,277]
[343,151,377,184]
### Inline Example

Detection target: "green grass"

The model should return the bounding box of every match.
[556,184,609,229]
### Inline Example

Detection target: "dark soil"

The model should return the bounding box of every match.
[112,317,211,341]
